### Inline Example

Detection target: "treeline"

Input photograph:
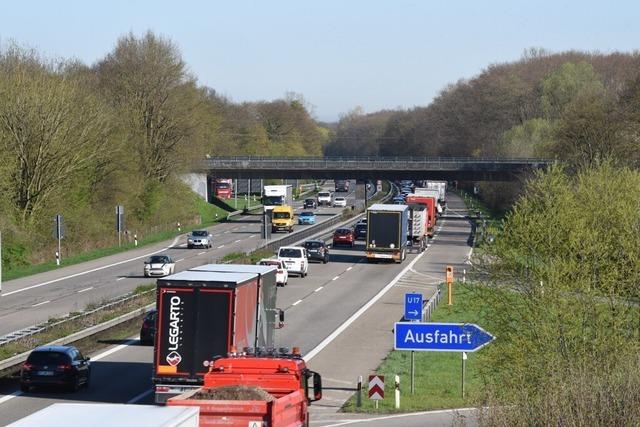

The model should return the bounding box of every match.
[0,31,327,269]
[324,49,640,208]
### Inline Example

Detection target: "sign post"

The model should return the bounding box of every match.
[404,292,422,394]
[116,205,125,247]
[446,266,454,305]
[54,214,64,266]
[368,375,384,409]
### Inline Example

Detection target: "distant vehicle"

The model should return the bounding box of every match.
[365,204,409,263]
[392,195,406,204]
[356,218,367,226]
[353,223,367,240]
[213,178,232,199]
[263,185,293,213]
[400,187,413,195]
[303,198,317,209]
[334,180,350,192]
[143,255,175,277]
[187,230,212,249]
[333,197,347,208]
[298,211,316,225]
[304,240,330,264]
[333,228,355,247]
[271,205,295,233]
[317,191,332,206]
[21,345,91,392]
[277,246,309,277]
[258,258,289,286]
[139,309,157,345]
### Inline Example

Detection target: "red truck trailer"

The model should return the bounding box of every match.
[213,178,232,199]
[168,349,322,427]
[406,193,437,237]
[153,266,280,403]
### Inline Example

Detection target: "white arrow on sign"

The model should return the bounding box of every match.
[408,309,419,316]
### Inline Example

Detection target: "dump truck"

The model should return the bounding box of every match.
[153,265,281,403]
[365,204,409,263]
[407,203,428,252]
[168,348,322,427]
[406,192,437,237]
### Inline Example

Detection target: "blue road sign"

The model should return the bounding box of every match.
[394,322,495,352]
[404,293,423,321]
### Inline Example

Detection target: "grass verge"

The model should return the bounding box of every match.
[342,282,492,413]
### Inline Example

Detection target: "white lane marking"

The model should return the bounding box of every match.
[198,251,206,255]
[234,239,242,243]
[176,258,185,262]
[77,287,93,293]
[32,300,50,307]
[1,236,181,297]
[292,299,303,306]
[346,266,353,271]
[0,337,139,406]
[248,235,256,238]
[322,408,478,427]
[127,388,154,404]
[218,245,225,249]
[315,286,323,292]
[116,277,125,281]
[224,231,230,234]
[332,276,339,281]
[304,249,428,362]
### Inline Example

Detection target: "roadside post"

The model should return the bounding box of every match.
[115,205,124,247]
[404,292,422,394]
[446,266,454,305]
[368,375,384,409]
[356,375,362,407]
[134,233,138,247]
[54,214,64,265]
[394,322,494,399]
[394,375,400,409]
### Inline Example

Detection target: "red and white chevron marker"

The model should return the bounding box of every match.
[368,375,385,400]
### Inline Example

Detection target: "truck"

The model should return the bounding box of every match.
[415,187,443,216]
[424,180,447,209]
[407,203,428,252]
[406,191,438,237]
[213,178,233,200]
[7,403,199,427]
[168,349,322,427]
[334,179,350,192]
[365,204,409,263]
[263,185,293,212]
[271,205,295,233]
[153,265,281,403]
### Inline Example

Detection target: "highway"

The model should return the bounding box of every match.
[0,190,475,427]
[0,181,356,337]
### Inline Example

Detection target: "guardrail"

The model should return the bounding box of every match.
[0,182,393,374]
[422,285,442,321]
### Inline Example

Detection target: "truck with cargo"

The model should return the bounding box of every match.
[7,403,199,427]
[213,178,233,200]
[407,203,428,252]
[153,265,281,403]
[424,180,447,209]
[262,185,293,212]
[168,349,322,427]
[334,179,350,192]
[365,204,409,263]
[406,192,438,237]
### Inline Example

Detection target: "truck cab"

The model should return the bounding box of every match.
[271,205,295,233]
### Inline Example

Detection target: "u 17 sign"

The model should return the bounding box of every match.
[394,322,494,352]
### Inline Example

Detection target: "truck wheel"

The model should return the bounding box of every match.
[20,383,30,393]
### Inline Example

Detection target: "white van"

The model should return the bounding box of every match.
[277,246,309,278]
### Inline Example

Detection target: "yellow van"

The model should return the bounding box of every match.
[271,205,295,233]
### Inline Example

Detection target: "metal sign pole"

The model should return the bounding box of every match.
[411,351,415,394]
[462,352,467,398]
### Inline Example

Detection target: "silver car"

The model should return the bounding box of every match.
[187,230,212,249]
[144,255,175,277]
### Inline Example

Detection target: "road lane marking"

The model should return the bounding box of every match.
[32,300,50,307]
[176,258,185,262]
[234,239,242,243]
[292,299,303,306]
[127,388,154,404]
[77,287,93,293]
[116,277,125,281]
[322,408,478,427]
[218,245,225,249]
[315,286,323,292]
[1,235,181,297]
[304,248,428,362]
[346,266,353,271]
[198,251,206,255]
[332,276,339,281]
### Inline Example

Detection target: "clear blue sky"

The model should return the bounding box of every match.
[2,0,637,121]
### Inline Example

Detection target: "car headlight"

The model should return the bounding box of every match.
[144,265,150,270]
[188,238,194,242]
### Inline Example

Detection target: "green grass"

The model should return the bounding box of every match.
[343,283,492,413]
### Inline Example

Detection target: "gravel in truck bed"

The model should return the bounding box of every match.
[191,385,275,402]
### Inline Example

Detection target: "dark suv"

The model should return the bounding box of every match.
[303,240,330,263]
[353,223,367,240]
[140,309,157,345]
[304,198,317,209]
[21,345,90,392]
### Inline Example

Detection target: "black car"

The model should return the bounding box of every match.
[353,223,367,240]
[21,345,90,392]
[303,240,329,263]
[140,309,157,345]
[304,198,317,209]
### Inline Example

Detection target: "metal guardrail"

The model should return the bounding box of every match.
[422,285,442,322]
[204,155,554,163]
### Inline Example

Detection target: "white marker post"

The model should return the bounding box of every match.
[394,375,400,409]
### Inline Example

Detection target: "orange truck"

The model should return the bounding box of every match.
[406,193,438,237]
[167,348,322,427]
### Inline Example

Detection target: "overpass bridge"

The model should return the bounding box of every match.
[199,156,553,181]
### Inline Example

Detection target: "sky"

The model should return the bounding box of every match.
[1,0,638,121]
